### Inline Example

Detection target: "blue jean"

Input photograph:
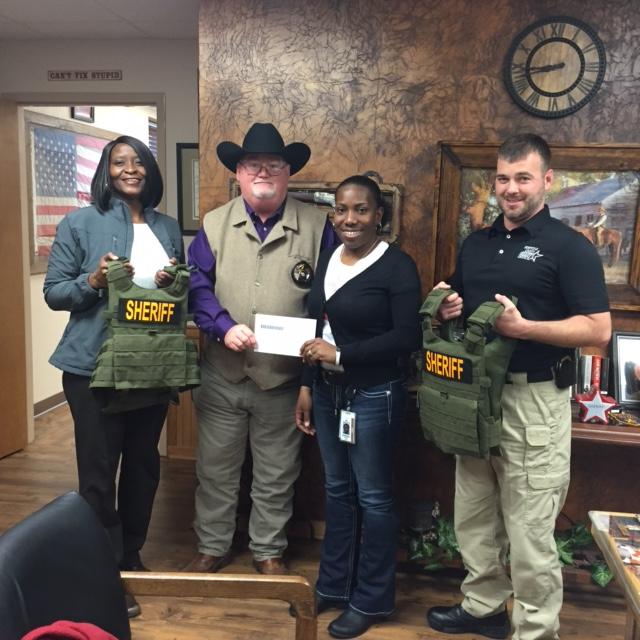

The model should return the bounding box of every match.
[313,377,407,616]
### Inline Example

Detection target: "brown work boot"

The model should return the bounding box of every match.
[253,557,289,575]
[183,552,230,573]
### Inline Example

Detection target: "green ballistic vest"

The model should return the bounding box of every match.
[417,288,516,458]
[90,260,200,413]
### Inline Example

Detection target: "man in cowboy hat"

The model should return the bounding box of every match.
[185,123,336,575]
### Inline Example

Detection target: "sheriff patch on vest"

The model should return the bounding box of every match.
[424,349,472,384]
[118,299,180,325]
[418,288,515,458]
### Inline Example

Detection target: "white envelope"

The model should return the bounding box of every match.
[253,313,316,357]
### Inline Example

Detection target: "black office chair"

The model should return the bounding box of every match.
[0,491,130,640]
[0,492,317,640]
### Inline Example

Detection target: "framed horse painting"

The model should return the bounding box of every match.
[433,142,640,312]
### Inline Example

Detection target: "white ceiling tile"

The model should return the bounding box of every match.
[129,20,198,39]
[0,0,198,40]
[0,0,113,23]
[97,0,198,23]
[0,19,40,39]
[24,19,144,39]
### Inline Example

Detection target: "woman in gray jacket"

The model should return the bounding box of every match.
[44,135,183,617]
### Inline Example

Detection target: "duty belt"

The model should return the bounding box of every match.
[505,369,554,384]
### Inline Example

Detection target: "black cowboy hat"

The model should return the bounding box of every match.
[216,123,310,175]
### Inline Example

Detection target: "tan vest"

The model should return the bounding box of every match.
[202,196,327,390]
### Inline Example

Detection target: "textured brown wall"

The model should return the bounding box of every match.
[198,0,640,523]
[199,0,640,292]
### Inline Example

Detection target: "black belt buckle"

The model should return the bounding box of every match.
[553,355,575,389]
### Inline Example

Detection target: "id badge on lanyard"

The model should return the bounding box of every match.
[339,409,356,444]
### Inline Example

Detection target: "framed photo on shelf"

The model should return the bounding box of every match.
[177,143,199,235]
[611,331,640,407]
[70,106,95,123]
[228,179,403,243]
[433,142,640,311]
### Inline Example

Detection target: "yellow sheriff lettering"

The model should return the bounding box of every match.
[425,350,465,381]
[162,302,175,322]
[125,299,135,320]
[124,300,176,323]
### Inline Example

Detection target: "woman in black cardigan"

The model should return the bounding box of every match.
[296,175,422,638]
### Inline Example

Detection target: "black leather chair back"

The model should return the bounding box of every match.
[0,492,131,640]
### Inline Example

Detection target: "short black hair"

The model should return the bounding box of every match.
[336,175,383,208]
[91,135,163,213]
[335,174,390,229]
[498,133,551,172]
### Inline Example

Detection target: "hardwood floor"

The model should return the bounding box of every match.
[0,404,627,639]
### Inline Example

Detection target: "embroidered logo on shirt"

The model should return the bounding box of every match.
[517,246,544,262]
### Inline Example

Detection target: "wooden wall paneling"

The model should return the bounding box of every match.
[166,390,198,459]
[0,100,28,459]
[166,326,199,459]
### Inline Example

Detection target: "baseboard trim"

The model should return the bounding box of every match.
[34,391,67,417]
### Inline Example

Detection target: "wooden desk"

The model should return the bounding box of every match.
[572,422,640,447]
[589,511,640,639]
[571,404,640,447]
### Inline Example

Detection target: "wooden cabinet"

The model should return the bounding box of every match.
[166,325,199,460]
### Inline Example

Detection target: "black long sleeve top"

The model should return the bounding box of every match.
[302,244,422,388]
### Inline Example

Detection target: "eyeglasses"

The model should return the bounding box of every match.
[239,159,288,176]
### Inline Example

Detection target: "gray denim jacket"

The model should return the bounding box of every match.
[44,199,184,376]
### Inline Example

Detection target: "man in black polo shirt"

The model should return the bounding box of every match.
[426,134,611,640]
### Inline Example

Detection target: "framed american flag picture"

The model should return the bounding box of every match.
[24,111,117,274]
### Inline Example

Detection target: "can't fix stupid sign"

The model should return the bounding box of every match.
[48,70,123,81]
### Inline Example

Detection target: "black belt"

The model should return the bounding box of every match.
[506,368,554,384]
[320,369,348,386]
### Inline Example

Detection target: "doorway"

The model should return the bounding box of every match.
[25,104,159,416]
[1,93,165,454]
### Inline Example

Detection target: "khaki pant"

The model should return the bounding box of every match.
[455,376,571,640]
[193,359,302,559]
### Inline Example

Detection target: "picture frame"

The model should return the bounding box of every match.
[229,179,403,243]
[611,331,640,406]
[70,106,95,123]
[433,142,640,311]
[24,110,115,274]
[176,143,199,235]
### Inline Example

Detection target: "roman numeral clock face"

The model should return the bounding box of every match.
[503,17,606,118]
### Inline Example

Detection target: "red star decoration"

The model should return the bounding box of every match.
[575,387,617,424]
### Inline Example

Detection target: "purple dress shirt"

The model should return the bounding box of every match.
[188,199,337,340]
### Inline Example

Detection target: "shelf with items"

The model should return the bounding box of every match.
[571,420,640,447]
[571,401,640,447]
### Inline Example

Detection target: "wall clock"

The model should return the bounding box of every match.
[503,16,606,118]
